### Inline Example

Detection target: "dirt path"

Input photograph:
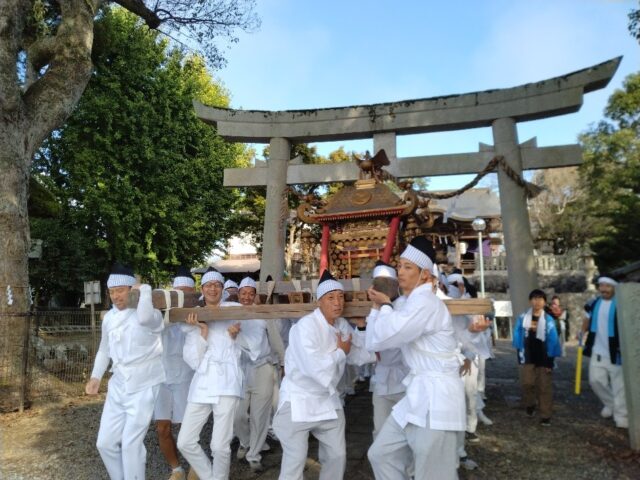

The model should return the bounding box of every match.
[1,340,639,479]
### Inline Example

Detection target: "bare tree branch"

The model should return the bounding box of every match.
[113,0,161,28]
[112,0,259,68]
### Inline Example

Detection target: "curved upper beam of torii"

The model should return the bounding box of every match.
[195,57,621,143]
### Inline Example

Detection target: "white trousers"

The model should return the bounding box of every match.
[372,392,404,439]
[177,396,239,480]
[272,402,346,480]
[456,431,467,461]
[96,377,159,480]
[234,363,275,462]
[588,354,628,425]
[464,361,479,434]
[477,356,486,397]
[368,415,458,480]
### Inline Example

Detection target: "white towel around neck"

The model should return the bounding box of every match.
[522,308,546,342]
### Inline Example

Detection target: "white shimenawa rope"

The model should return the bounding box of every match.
[162,289,185,325]
[162,289,171,325]
[310,279,320,302]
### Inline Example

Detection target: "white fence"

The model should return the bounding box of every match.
[481,254,585,272]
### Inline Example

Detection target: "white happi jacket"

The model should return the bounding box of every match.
[161,322,194,385]
[182,301,244,403]
[236,317,285,389]
[366,282,466,431]
[446,288,493,361]
[91,284,165,394]
[364,295,410,397]
[278,308,372,422]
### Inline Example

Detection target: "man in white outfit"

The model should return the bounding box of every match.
[155,266,197,480]
[234,276,285,472]
[177,267,244,480]
[447,273,493,442]
[582,276,628,429]
[272,269,369,480]
[223,279,239,302]
[85,263,165,480]
[445,272,492,471]
[362,261,409,439]
[367,237,466,480]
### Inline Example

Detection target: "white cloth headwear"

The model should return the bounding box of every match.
[373,264,397,279]
[239,277,257,290]
[224,279,239,290]
[107,274,136,288]
[317,278,344,300]
[400,244,439,277]
[202,270,224,286]
[172,276,195,288]
[597,276,618,287]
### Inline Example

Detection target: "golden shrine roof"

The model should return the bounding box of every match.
[298,180,416,223]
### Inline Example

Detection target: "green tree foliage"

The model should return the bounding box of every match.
[237,144,358,247]
[31,8,248,302]
[579,72,640,271]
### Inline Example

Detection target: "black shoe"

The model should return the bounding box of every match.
[465,431,480,443]
[540,418,551,427]
[526,406,535,417]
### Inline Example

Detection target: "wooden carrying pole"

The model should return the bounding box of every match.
[121,289,493,322]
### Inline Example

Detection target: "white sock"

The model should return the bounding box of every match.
[172,466,184,473]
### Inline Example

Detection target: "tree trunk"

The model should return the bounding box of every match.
[0,112,32,410]
[0,0,98,410]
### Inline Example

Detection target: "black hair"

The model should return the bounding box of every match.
[463,277,478,298]
[529,289,546,301]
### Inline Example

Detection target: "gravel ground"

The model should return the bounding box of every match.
[1,340,639,479]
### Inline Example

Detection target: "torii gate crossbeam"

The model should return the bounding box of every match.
[195,57,621,317]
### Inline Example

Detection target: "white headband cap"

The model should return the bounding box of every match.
[107,274,136,288]
[598,276,618,287]
[173,276,195,288]
[239,277,257,290]
[202,270,224,286]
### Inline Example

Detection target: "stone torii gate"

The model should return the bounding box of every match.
[195,57,620,316]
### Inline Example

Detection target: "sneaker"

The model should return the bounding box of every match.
[526,406,535,417]
[615,418,629,429]
[169,469,186,480]
[237,445,247,460]
[600,406,613,418]
[540,418,551,427]
[477,410,493,426]
[248,460,264,472]
[186,469,199,480]
[465,432,480,443]
[459,456,479,471]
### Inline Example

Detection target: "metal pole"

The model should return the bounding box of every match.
[90,301,97,355]
[478,231,485,298]
[19,312,30,413]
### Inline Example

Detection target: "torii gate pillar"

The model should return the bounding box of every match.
[493,118,537,316]
[261,137,291,281]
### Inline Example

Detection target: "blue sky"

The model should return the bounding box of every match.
[213,0,639,190]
